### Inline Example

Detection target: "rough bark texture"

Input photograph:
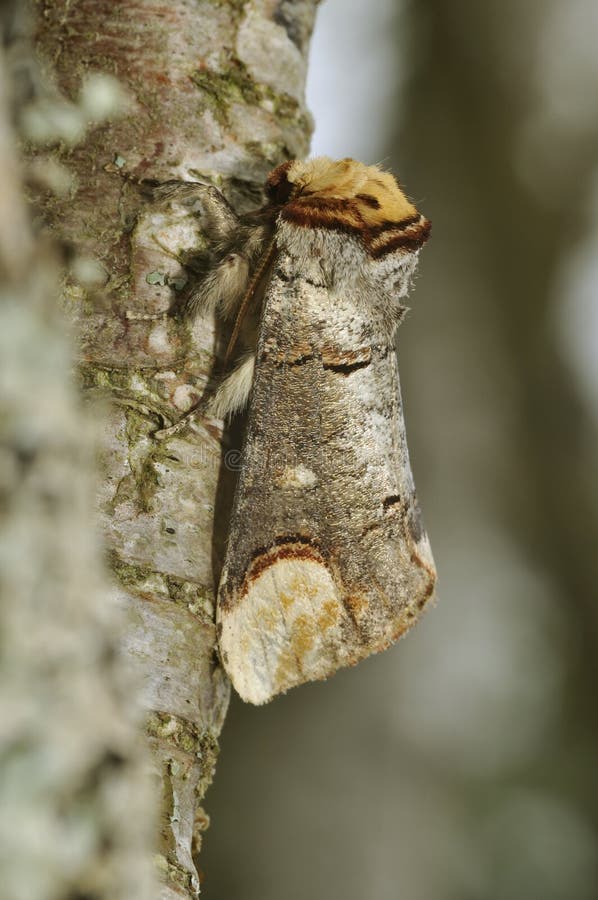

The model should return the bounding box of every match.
[0,31,156,900]
[26,1,318,896]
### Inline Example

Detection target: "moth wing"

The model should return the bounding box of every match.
[217,256,435,704]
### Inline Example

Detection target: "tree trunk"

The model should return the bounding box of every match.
[25,1,318,896]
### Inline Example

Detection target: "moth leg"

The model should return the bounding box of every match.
[207,352,255,420]
[152,398,209,440]
[153,353,255,439]
[152,181,240,241]
[126,248,248,324]
[185,252,250,321]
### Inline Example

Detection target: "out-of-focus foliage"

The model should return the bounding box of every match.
[203,1,598,898]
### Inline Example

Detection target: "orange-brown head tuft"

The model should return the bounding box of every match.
[266,156,430,256]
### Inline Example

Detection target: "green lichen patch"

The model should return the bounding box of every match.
[162,857,196,895]
[145,270,188,291]
[146,270,167,286]
[108,553,215,621]
[136,453,162,510]
[195,731,220,797]
[146,713,219,767]
[191,58,301,128]
[78,358,210,413]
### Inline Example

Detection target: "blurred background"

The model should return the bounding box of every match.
[203,1,598,898]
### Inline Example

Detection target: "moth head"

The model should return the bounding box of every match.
[266,156,431,260]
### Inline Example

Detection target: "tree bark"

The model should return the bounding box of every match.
[25,1,318,896]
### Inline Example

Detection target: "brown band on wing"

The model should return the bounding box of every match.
[259,339,315,366]
[241,535,329,598]
[260,342,390,371]
[321,345,373,375]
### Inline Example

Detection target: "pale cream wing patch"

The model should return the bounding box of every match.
[219,551,344,705]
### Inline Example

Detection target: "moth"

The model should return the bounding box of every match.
[169,157,436,704]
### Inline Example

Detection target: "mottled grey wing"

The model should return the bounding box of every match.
[217,255,435,704]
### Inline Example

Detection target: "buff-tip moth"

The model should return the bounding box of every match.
[163,157,436,704]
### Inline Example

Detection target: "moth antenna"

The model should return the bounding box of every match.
[224,237,277,367]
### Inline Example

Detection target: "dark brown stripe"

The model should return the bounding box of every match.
[281,205,365,235]
[369,237,429,258]
[368,219,431,258]
[279,199,431,258]
[368,214,421,236]
[355,192,381,209]
[242,535,328,595]
[323,357,371,376]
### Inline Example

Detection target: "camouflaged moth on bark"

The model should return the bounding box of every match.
[179,157,436,704]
